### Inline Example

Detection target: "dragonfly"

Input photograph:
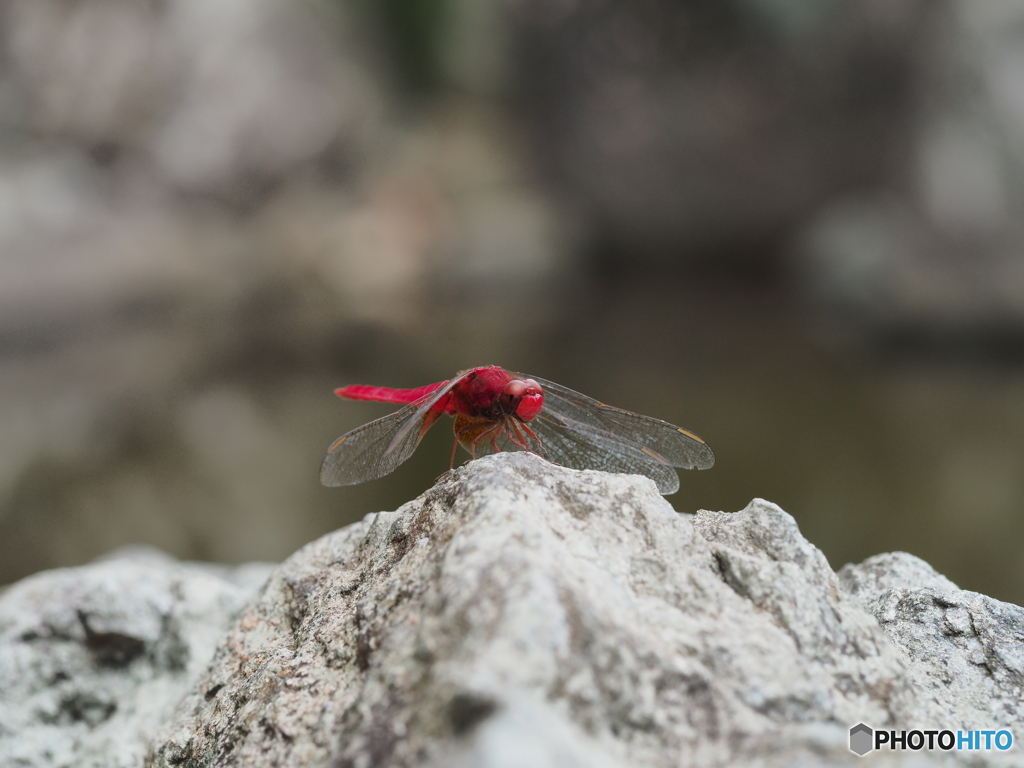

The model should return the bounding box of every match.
[320,365,714,495]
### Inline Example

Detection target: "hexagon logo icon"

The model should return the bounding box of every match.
[849,723,873,756]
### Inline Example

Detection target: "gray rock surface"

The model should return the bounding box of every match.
[840,552,1024,736]
[140,452,1018,767]
[0,546,274,768]
[4,452,1023,767]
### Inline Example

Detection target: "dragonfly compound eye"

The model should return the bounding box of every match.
[502,378,543,421]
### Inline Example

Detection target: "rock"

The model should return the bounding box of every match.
[139,452,1018,767]
[839,552,1024,735]
[0,546,274,768]
[790,3,1024,342]
[512,0,926,262]
[5,0,359,196]
[5,453,1022,766]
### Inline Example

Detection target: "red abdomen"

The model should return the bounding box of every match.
[335,382,449,405]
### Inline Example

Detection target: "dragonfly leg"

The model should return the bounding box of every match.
[506,419,529,450]
[473,422,503,457]
[500,418,547,460]
[518,421,547,458]
[454,414,504,460]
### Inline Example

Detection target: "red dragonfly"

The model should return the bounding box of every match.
[320,365,713,495]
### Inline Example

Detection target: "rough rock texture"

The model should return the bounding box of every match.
[0,547,274,768]
[840,553,1024,734]
[137,452,1020,768]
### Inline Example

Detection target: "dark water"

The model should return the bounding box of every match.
[2,275,1023,607]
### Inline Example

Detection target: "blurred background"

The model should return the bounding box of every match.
[3,0,1024,604]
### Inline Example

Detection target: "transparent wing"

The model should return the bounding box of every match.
[502,373,714,494]
[530,410,683,494]
[522,375,715,470]
[452,410,681,494]
[320,374,468,487]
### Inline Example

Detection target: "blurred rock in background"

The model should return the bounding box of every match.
[513,0,920,265]
[0,0,578,583]
[793,2,1024,342]
[2,0,1024,606]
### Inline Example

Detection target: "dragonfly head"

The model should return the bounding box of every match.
[500,378,544,422]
